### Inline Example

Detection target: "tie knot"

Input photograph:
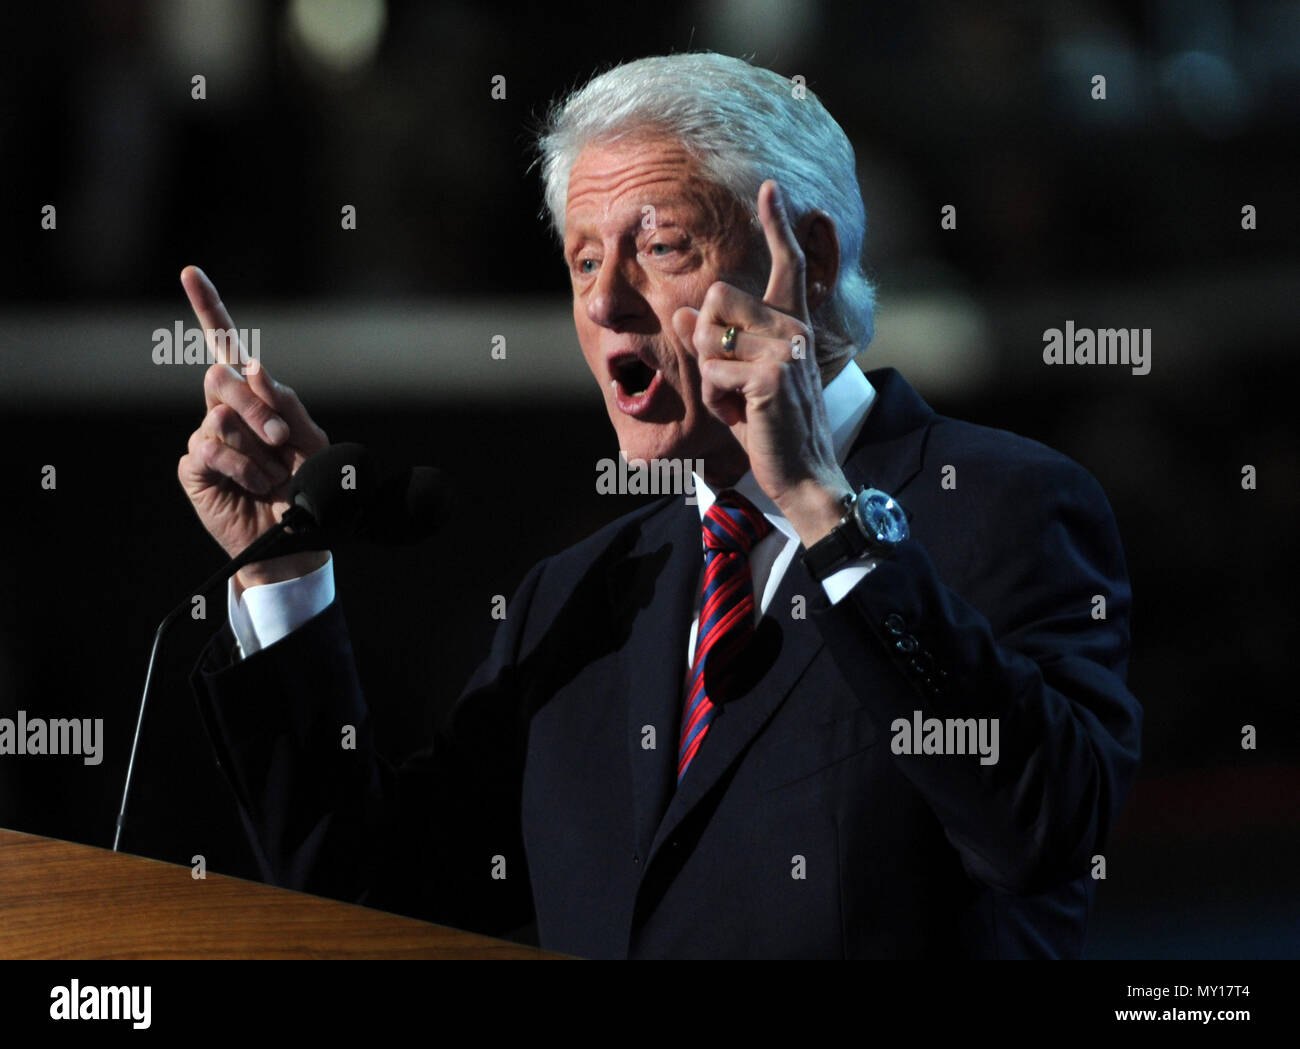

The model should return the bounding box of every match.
[703,490,772,554]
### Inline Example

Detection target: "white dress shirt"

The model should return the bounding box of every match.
[684,360,877,667]
[227,362,879,660]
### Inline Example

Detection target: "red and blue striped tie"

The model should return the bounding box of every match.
[678,489,773,784]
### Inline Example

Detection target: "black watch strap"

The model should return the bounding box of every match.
[802,493,865,581]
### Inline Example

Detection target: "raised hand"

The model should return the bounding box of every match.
[672,180,852,547]
[175,265,330,588]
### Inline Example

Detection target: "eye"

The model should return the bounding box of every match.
[650,243,673,256]
[577,258,598,274]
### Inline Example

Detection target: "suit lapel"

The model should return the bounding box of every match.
[841,366,935,497]
[641,365,937,868]
[612,497,703,860]
[646,549,827,862]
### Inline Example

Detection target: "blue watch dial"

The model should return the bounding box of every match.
[854,489,909,546]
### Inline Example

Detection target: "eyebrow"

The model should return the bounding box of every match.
[567,211,708,261]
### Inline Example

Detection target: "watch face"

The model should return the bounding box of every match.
[855,489,909,545]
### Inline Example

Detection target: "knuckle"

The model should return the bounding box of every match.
[202,364,222,395]
[235,459,261,488]
[217,410,246,443]
[207,402,236,431]
[204,362,240,397]
[240,399,272,427]
[197,437,223,469]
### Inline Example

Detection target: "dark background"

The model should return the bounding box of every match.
[1,0,1297,958]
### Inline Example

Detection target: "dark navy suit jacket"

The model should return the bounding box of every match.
[191,366,1141,958]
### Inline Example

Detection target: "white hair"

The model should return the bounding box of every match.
[536,52,876,352]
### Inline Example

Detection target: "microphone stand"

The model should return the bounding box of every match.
[112,504,323,852]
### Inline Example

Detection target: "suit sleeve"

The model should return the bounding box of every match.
[810,456,1141,896]
[189,557,550,937]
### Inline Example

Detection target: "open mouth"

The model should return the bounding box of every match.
[611,356,659,398]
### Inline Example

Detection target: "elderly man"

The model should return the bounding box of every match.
[179,53,1140,958]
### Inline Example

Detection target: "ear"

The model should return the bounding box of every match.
[794,210,840,313]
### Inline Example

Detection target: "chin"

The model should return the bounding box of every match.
[612,409,742,474]
[612,424,690,464]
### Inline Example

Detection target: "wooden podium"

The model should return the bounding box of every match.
[0,827,562,959]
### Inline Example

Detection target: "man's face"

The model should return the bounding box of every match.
[563,135,760,480]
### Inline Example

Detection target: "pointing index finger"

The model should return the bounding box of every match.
[180,266,326,456]
[182,264,270,398]
[181,264,264,383]
[181,265,237,350]
[758,180,807,320]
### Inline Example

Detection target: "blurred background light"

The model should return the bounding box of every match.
[1161,50,1249,136]
[287,0,386,75]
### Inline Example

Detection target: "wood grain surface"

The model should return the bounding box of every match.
[0,827,563,959]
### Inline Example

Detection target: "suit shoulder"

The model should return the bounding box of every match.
[527,496,682,587]
[921,413,1124,560]
[922,412,1126,579]
[926,413,1080,474]
[924,413,1106,498]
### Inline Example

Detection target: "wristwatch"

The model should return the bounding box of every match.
[802,486,909,581]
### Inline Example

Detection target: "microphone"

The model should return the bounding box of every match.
[111,443,448,852]
[288,442,449,547]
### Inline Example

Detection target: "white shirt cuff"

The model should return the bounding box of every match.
[227,554,335,658]
[820,558,878,605]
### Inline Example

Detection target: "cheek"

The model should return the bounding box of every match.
[679,271,718,312]
[656,275,714,360]
[573,317,604,379]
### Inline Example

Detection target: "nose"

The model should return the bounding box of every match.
[585,253,649,330]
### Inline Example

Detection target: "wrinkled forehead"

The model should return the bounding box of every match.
[563,134,740,239]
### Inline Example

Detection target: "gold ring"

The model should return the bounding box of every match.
[721,326,738,357]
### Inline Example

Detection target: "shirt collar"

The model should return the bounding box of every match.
[693,360,877,542]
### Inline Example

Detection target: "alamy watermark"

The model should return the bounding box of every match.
[891,710,999,766]
[1042,321,1151,375]
[596,452,703,504]
[152,322,260,368]
[50,981,150,1029]
[0,711,103,765]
